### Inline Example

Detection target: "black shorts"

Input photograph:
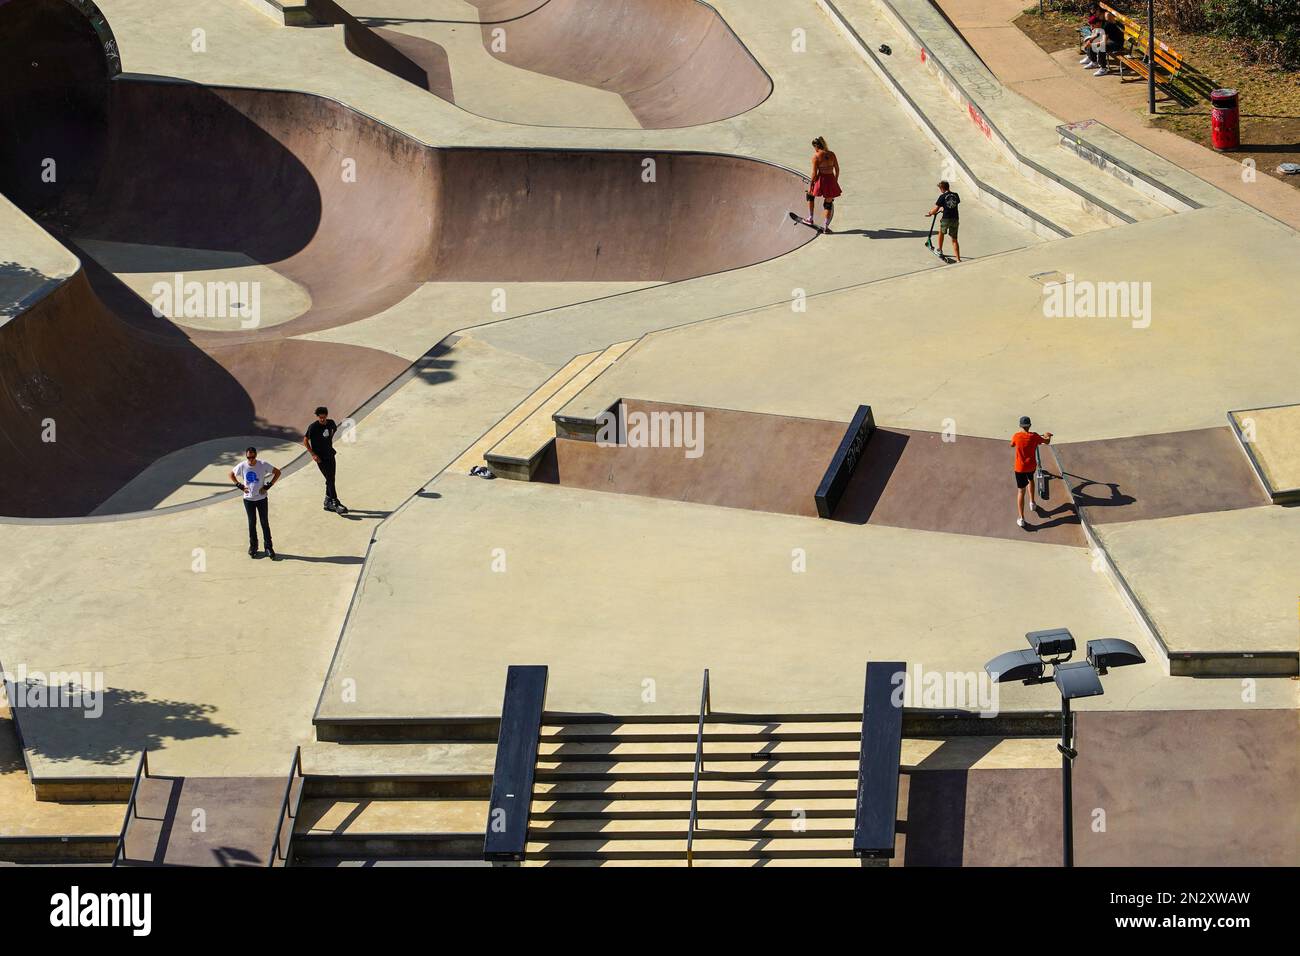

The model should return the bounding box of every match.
[1014,470,1034,488]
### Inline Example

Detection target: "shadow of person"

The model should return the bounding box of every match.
[268,553,365,565]
[1023,502,1080,531]
[836,227,934,239]
[1067,477,1136,509]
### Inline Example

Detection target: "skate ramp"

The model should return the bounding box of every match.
[0,0,809,518]
[313,0,772,129]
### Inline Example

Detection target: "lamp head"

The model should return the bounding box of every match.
[1026,627,1076,660]
[1086,638,1146,674]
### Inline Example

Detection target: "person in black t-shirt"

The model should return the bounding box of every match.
[304,405,348,514]
[925,181,962,262]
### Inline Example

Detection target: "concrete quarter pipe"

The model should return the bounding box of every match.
[0,0,812,518]
[308,0,773,129]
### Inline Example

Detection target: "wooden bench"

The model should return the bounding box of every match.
[1098,3,1196,105]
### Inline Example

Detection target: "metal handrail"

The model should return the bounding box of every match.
[112,749,148,868]
[686,669,710,867]
[268,746,304,867]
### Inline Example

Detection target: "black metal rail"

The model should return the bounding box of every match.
[686,669,711,867]
[853,662,906,862]
[268,745,304,867]
[111,749,149,868]
[484,665,549,862]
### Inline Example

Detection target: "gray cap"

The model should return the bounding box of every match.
[1019,416,1032,428]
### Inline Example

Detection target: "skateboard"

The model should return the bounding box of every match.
[788,211,824,233]
[1034,447,1050,502]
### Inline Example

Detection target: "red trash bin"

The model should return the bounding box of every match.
[1211,88,1240,150]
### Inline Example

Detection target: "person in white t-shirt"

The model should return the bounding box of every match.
[231,446,281,559]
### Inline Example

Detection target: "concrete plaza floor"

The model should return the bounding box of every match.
[0,0,1295,796]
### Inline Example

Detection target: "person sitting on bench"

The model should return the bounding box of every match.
[1093,12,1125,76]
[1079,13,1104,70]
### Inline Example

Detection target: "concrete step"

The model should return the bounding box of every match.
[0,835,118,864]
[297,856,493,867]
[524,837,855,859]
[536,760,858,780]
[296,797,488,836]
[537,740,860,759]
[541,719,861,738]
[293,797,487,859]
[300,741,494,798]
[532,796,857,818]
[449,350,599,475]
[534,778,858,798]
[485,340,635,479]
[529,817,854,838]
[524,856,864,867]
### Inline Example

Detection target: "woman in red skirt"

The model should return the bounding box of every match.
[804,136,842,234]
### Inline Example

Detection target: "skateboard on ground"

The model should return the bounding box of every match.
[788,210,824,234]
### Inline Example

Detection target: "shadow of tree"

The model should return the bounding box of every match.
[8,681,235,767]
[0,260,55,315]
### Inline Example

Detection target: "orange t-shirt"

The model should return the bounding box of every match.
[1011,431,1046,473]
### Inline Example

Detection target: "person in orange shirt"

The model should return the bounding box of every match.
[1011,415,1052,528]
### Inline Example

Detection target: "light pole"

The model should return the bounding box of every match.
[1147,0,1156,115]
[985,629,1145,867]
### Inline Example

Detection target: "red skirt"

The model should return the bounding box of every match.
[811,173,842,199]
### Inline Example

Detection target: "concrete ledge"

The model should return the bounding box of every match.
[1048,444,1299,677]
[1228,404,1300,505]
[30,777,133,803]
[303,776,491,799]
[244,0,316,26]
[859,0,1136,226]
[817,0,1072,240]
[0,834,116,864]
[1058,120,1203,212]
[1045,444,1170,673]
[313,716,500,743]
[294,832,483,859]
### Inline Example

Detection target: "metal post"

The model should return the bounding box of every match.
[1147,0,1156,115]
[1060,695,1074,868]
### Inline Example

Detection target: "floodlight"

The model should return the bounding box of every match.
[1086,639,1146,674]
[985,649,1044,684]
[1026,627,1076,659]
[1053,661,1104,699]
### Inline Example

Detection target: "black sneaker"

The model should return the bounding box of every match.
[323,497,336,512]
[332,501,349,515]
[248,547,257,558]
[266,545,276,560]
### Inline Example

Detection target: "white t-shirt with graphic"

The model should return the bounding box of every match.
[233,459,274,501]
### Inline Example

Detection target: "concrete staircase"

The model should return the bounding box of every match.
[291,741,493,866]
[0,707,122,864]
[523,717,863,866]
[483,340,634,481]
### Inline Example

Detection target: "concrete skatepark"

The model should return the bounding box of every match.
[0,0,1296,867]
